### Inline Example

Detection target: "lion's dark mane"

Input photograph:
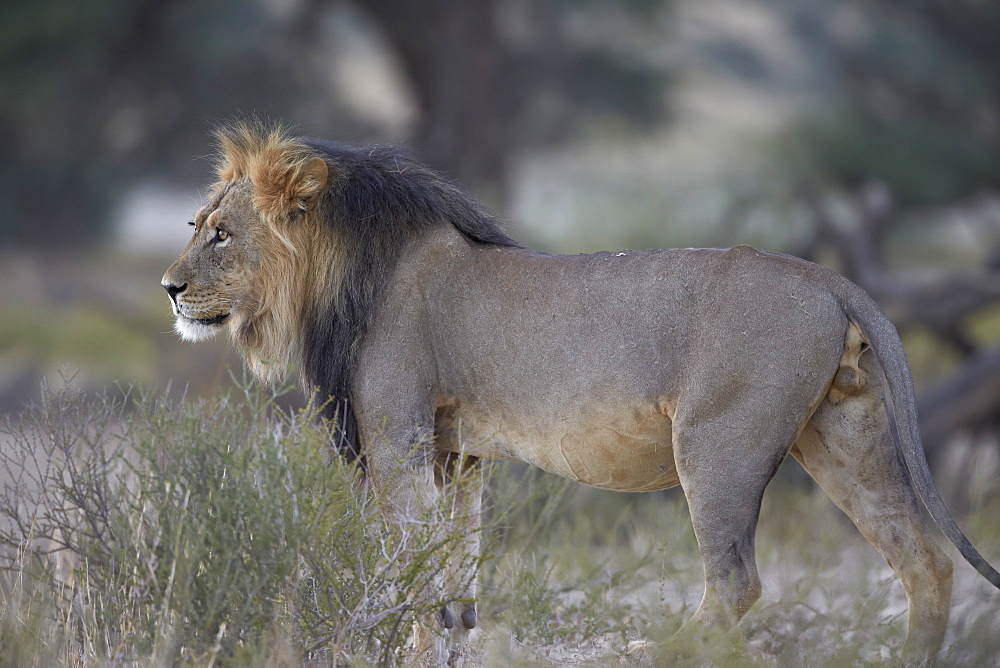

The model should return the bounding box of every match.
[301,140,518,462]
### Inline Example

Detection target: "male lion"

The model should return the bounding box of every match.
[163,123,999,663]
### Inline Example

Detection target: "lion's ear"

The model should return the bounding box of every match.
[290,157,328,213]
[253,154,330,220]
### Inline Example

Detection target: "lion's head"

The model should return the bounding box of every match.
[162,124,333,384]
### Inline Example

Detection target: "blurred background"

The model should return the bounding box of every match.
[1,0,999,501]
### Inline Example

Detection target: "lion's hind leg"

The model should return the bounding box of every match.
[791,353,953,661]
[672,422,791,631]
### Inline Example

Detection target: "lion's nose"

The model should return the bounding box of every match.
[162,281,188,303]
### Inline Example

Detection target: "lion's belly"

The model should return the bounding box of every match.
[436,404,680,492]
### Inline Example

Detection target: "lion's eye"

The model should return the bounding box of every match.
[216,229,229,242]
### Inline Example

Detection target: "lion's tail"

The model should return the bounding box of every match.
[842,287,1000,589]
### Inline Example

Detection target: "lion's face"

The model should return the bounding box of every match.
[161,180,264,342]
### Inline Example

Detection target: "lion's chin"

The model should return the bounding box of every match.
[174,315,228,342]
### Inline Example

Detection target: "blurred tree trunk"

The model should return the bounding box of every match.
[363,0,511,206]
[351,0,665,208]
[918,349,1000,452]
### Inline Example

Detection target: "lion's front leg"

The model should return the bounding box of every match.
[364,420,454,665]
[435,453,483,666]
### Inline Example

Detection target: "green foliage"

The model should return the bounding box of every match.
[794,109,1000,205]
[780,2,1000,206]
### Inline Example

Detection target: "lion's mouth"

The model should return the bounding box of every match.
[176,310,230,327]
[172,310,230,343]
[193,313,230,326]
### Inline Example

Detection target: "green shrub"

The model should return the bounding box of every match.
[0,380,483,665]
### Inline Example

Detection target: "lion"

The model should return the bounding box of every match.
[162,122,999,664]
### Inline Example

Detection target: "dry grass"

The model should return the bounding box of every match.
[1,381,998,665]
[477,470,1000,666]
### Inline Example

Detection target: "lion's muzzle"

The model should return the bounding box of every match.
[161,278,230,341]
